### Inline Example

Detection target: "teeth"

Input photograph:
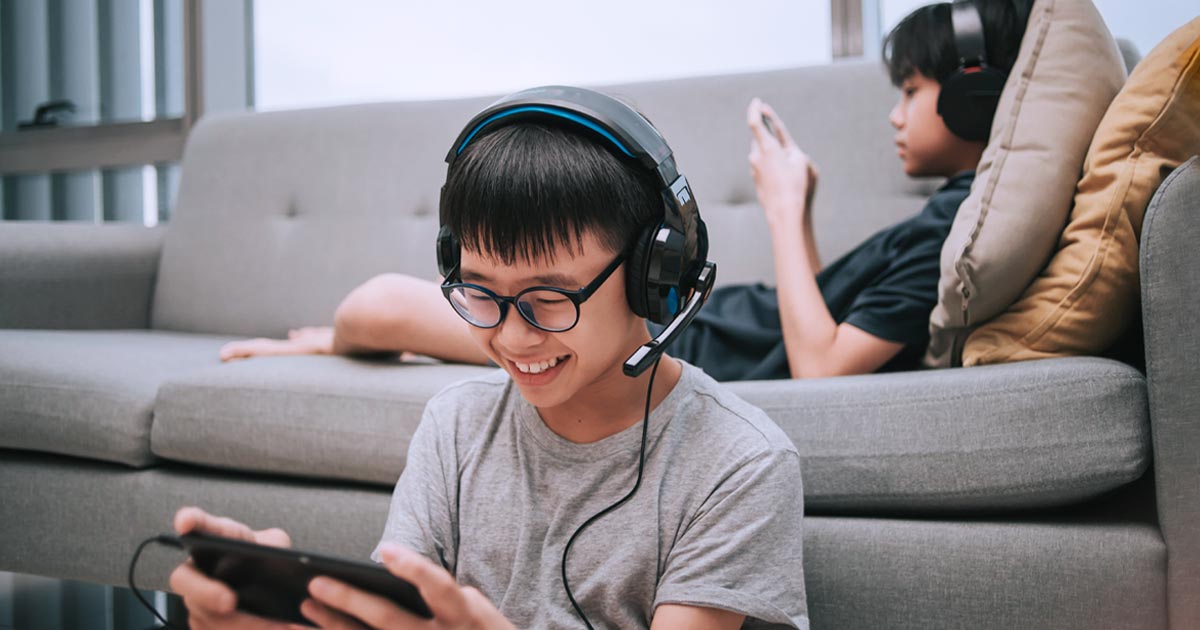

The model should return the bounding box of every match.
[514,355,566,374]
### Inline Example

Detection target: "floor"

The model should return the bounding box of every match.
[0,571,183,630]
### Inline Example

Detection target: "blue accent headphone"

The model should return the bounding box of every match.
[437,85,711,326]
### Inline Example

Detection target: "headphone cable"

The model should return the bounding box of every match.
[129,534,184,630]
[561,357,660,629]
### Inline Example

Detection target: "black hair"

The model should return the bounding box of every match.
[883,0,1033,87]
[440,121,661,266]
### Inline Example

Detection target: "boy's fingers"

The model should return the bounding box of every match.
[746,98,771,146]
[169,563,237,614]
[308,577,421,629]
[379,544,469,624]
[760,103,796,149]
[300,597,371,630]
[174,506,211,535]
[174,507,259,543]
[255,527,292,549]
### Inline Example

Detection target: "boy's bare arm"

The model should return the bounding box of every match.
[748,100,903,378]
[220,273,490,365]
[651,604,745,629]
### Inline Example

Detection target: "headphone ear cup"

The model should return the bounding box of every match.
[937,68,1007,142]
[436,225,460,280]
[625,224,657,321]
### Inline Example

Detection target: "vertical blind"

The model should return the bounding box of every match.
[0,0,184,225]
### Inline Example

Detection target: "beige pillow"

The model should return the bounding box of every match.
[925,0,1126,367]
[964,18,1200,366]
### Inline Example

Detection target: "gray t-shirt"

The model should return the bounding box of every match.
[373,361,807,629]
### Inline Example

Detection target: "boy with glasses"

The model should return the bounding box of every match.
[168,88,807,629]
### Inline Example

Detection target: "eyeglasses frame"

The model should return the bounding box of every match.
[440,250,628,333]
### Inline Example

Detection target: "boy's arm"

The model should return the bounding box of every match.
[652,604,745,629]
[220,273,490,364]
[748,100,904,378]
[372,406,458,570]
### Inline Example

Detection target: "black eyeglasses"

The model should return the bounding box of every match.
[441,252,626,333]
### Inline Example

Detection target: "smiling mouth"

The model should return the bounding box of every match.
[513,354,571,374]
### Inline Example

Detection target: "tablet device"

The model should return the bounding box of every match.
[174,532,432,625]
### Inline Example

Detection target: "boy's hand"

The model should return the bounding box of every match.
[220,326,336,362]
[747,98,819,231]
[168,507,300,630]
[300,543,515,630]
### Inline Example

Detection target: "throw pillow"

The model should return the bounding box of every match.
[964,18,1200,366]
[924,0,1126,367]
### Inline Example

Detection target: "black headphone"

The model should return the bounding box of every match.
[437,85,717,377]
[937,0,1009,142]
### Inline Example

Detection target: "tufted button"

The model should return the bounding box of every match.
[283,202,299,219]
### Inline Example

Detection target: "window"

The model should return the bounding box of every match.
[0,0,252,225]
[253,0,833,111]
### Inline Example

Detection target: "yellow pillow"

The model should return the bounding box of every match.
[964,18,1200,366]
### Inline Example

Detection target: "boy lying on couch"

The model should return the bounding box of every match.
[218,0,1032,381]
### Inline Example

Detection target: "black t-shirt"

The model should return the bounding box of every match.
[662,172,974,381]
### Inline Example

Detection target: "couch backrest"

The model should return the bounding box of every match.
[152,60,936,336]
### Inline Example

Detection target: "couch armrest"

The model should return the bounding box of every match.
[1140,155,1200,629]
[0,222,166,329]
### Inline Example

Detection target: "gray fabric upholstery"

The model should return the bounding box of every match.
[731,357,1149,512]
[1116,37,1143,72]
[0,451,390,591]
[1140,156,1200,629]
[803,517,1165,629]
[151,98,489,337]
[151,61,936,336]
[0,452,1166,629]
[0,223,164,330]
[149,355,1148,512]
[0,330,236,467]
[151,356,495,483]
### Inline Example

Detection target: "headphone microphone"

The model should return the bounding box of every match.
[624,261,714,376]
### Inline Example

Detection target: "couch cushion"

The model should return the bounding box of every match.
[0,330,237,467]
[728,356,1149,511]
[153,353,1145,512]
[151,356,495,484]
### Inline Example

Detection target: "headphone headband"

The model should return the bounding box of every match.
[446,86,679,185]
[950,1,988,69]
[938,0,1006,142]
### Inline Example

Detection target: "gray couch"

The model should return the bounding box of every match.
[2,58,1197,629]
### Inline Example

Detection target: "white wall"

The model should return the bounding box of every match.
[254,0,832,110]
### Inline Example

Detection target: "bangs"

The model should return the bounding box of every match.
[882,3,957,87]
[441,122,659,266]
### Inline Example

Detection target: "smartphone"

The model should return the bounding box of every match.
[174,532,432,625]
[761,113,780,140]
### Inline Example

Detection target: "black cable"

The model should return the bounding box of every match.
[130,534,184,630]
[561,357,661,629]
